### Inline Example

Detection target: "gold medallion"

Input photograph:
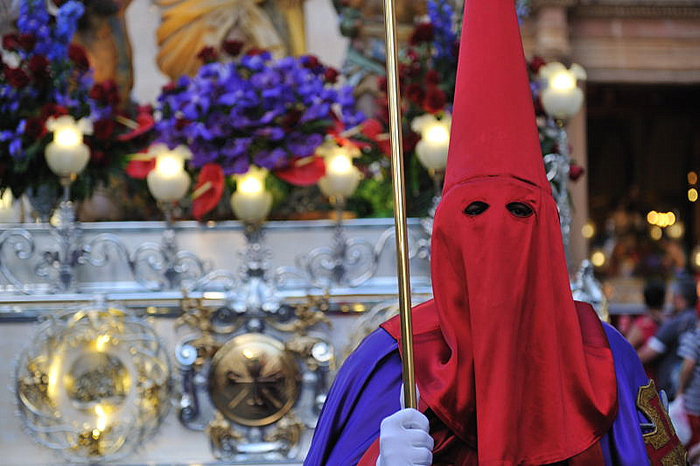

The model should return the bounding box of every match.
[209,334,301,427]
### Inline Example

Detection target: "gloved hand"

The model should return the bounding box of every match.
[376,403,433,466]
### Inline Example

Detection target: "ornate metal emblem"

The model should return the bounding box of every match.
[209,333,301,427]
[175,295,335,461]
[636,380,687,465]
[14,307,171,462]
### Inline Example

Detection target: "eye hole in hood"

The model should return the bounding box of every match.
[506,202,534,218]
[464,201,489,216]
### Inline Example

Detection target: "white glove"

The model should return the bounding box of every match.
[376,407,433,466]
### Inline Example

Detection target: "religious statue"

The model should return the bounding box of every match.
[332,0,428,115]
[155,0,307,80]
[73,0,134,106]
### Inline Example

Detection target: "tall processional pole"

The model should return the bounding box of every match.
[382,0,416,409]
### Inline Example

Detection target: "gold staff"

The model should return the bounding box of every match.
[382,0,416,409]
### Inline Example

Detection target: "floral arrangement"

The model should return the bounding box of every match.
[0,0,154,201]
[152,44,364,219]
[349,0,581,218]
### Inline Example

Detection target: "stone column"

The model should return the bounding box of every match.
[533,0,576,60]
[568,103,589,269]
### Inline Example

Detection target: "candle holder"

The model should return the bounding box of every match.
[411,113,451,261]
[129,201,209,291]
[414,169,444,261]
[538,62,587,264]
[297,196,379,289]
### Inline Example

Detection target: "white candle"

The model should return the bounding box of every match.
[147,147,191,202]
[318,146,361,199]
[0,190,16,223]
[412,113,451,171]
[230,167,273,224]
[44,116,93,177]
[539,62,586,120]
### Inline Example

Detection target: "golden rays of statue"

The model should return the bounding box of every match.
[155,0,307,80]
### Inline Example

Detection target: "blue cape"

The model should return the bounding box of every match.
[305,323,650,465]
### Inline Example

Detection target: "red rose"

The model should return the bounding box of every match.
[302,55,321,69]
[529,56,546,73]
[423,85,446,113]
[68,44,90,70]
[2,33,18,51]
[377,76,387,92]
[40,103,68,119]
[324,67,339,84]
[403,130,420,154]
[90,150,106,165]
[406,83,426,105]
[197,46,218,63]
[23,117,45,139]
[281,109,302,131]
[89,80,119,106]
[3,66,29,88]
[222,39,243,57]
[246,48,267,56]
[17,33,36,51]
[410,23,434,45]
[533,97,545,116]
[93,118,115,140]
[569,164,585,181]
[28,54,49,79]
[425,70,439,85]
[161,81,176,93]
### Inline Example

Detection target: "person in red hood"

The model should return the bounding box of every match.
[304,0,686,464]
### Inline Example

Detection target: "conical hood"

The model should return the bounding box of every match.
[443,0,550,194]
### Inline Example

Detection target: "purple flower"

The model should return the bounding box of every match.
[254,148,287,169]
[254,127,285,140]
[300,103,330,123]
[286,132,323,157]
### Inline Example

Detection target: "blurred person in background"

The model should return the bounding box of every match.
[677,323,700,451]
[626,279,667,380]
[639,275,698,399]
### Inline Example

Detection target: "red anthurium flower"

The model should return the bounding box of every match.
[126,152,156,179]
[117,113,155,141]
[192,163,224,220]
[361,118,391,155]
[275,156,326,186]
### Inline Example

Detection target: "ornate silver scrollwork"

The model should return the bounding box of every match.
[543,122,573,262]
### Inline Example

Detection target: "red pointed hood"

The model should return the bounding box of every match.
[443,0,550,194]
[383,0,617,464]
